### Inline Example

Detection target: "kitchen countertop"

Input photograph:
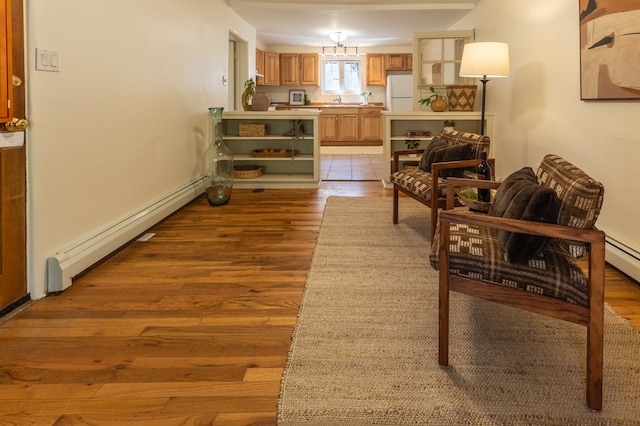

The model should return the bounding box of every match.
[275,103,384,110]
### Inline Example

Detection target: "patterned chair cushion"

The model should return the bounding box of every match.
[430,221,589,307]
[391,168,446,202]
[536,154,605,257]
[439,130,490,159]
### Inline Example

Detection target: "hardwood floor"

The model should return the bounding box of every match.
[1,182,638,425]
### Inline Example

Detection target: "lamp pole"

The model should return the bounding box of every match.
[479,76,488,136]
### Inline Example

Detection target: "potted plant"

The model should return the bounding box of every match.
[418,86,447,112]
[443,120,456,131]
[404,139,420,156]
[242,78,256,111]
[361,91,372,105]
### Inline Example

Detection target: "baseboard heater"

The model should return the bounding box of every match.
[606,235,640,284]
[47,179,204,293]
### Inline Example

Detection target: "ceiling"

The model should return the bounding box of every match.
[226,0,476,48]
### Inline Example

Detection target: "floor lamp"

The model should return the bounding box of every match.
[459,42,510,135]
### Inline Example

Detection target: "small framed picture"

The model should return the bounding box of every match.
[289,90,305,106]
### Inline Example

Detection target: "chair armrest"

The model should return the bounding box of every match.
[439,209,605,245]
[392,149,425,173]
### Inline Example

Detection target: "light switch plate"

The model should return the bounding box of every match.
[36,48,60,72]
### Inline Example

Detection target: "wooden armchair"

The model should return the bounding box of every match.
[430,154,606,410]
[391,130,493,240]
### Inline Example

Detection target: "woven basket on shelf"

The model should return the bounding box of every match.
[239,123,268,137]
[233,165,264,179]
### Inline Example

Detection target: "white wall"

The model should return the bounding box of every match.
[26,0,255,298]
[462,0,640,276]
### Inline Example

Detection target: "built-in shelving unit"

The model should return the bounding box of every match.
[222,111,321,188]
[381,111,495,187]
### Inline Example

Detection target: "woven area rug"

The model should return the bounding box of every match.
[277,196,640,425]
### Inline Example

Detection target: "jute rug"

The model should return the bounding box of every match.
[277,196,640,425]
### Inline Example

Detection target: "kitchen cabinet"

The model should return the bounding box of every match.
[261,51,280,86]
[365,54,386,86]
[320,106,382,146]
[320,109,359,143]
[381,111,494,186]
[256,48,265,85]
[221,110,320,188]
[280,53,318,86]
[359,107,382,143]
[385,53,412,71]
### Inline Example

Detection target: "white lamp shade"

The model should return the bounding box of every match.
[459,42,510,78]
[329,32,347,45]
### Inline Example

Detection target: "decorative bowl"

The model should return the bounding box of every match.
[457,187,495,213]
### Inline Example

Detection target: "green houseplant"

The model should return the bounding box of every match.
[443,120,456,130]
[404,140,420,149]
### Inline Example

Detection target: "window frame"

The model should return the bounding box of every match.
[320,56,363,96]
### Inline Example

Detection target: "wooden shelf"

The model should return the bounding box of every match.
[222,111,321,188]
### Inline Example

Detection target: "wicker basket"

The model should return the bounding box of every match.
[239,123,268,137]
[446,85,477,111]
[234,165,264,179]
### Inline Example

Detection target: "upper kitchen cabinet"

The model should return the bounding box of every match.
[256,48,265,85]
[365,54,385,86]
[385,53,412,71]
[0,0,12,122]
[257,51,280,86]
[280,53,318,86]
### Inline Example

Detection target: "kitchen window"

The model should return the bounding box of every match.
[321,59,362,95]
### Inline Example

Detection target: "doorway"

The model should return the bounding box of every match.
[228,32,249,112]
[320,146,385,181]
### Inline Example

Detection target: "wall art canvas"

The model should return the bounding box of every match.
[579,0,640,100]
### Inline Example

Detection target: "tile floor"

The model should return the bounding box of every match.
[320,146,386,181]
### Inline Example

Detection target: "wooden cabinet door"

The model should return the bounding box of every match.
[263,52,280,86]
[299,54,318,86]
[360,109,382,142]
[256,48,265,86]
[280,53,299,85]
[366,54,386,86]
[405,53,412,71]
[320,114,339,141]
[340,114,359,141]
[385,54,405,71]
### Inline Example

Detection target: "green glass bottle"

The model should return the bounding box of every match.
[203,107,233,206]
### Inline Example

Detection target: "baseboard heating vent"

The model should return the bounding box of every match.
[47,179,204,293]
[606,235,640,283]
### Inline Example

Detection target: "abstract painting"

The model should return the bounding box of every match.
[579,0,640,100]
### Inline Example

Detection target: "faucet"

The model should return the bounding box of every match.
[333,96,342,104]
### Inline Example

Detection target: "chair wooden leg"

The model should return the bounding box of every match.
[438,219,450,366]
[586,240,605,410]
[393,186,399,224]
[430,205,438,241]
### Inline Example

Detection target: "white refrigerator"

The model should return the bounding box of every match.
[385,74,414,111]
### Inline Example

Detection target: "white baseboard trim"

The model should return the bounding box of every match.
[46,179,204,293]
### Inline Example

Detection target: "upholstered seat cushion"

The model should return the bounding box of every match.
[391,168,445,202]
[429,220,589,307]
